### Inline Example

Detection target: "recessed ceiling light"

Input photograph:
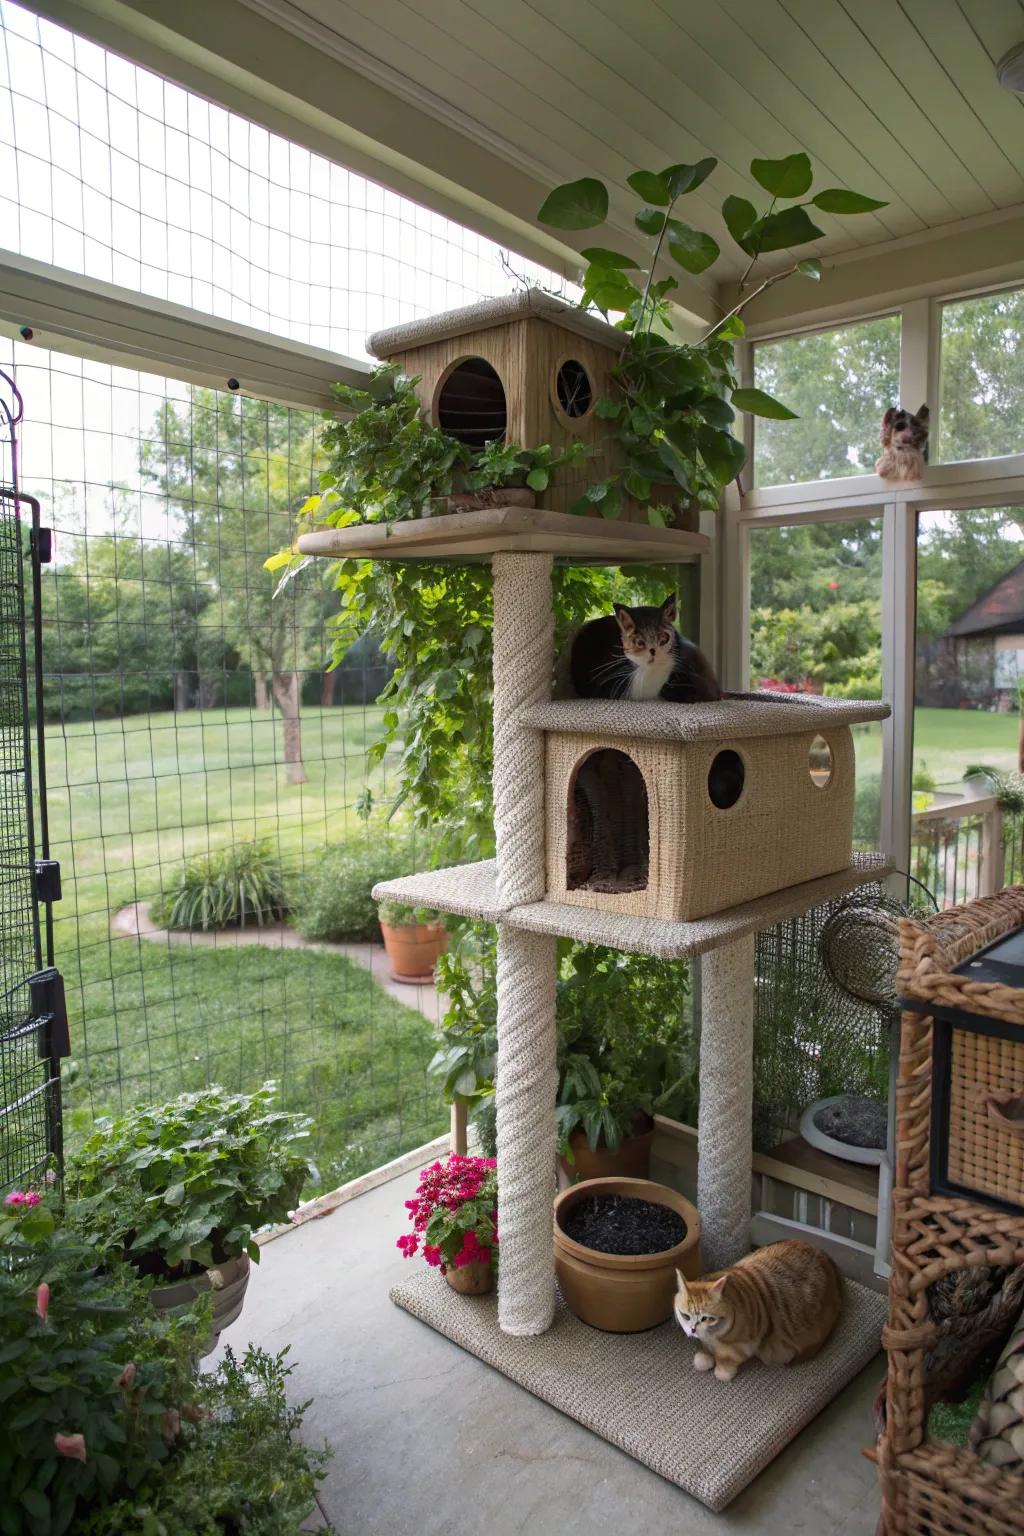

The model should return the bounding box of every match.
[997,42,1024,93]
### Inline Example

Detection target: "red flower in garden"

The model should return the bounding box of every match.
[395,1154,498,1279]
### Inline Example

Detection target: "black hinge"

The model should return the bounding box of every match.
[33,859,61,903]
[29,968,70,1059]
[31,525,53,563]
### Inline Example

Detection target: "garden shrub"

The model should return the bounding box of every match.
[154,842,286,932]
[289,834,422,942]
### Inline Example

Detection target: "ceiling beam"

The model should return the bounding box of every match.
[31,0,720,326]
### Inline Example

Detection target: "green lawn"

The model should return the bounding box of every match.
[911,707,1019,784]
[42,704,448,1187]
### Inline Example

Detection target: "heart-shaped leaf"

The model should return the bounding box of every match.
[666,219,721,274]
[627,169,672,205]
[730,387,797,420]
[745,205,825,254]
[716,314,746,340]
[697,395,735,429]
[579,247,640,269]
[538,177,609,230]
[697,424,747,483]
[750,152,813,199]
[812,188,888,214]
[635,207,666,236]
[798,257,822,280]
[722,194,757,248]
[660,157,718,198]
[647,503,669,527]
[526,467,549,492]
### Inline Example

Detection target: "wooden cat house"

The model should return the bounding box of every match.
[366,289,629,518]
[523,695,884,922]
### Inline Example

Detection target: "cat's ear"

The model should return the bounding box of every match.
[917,404,930,424]
[675,1268,689,1297]
[709,1274,729,1297]
[660,593,677,624]
[613,603,635,636]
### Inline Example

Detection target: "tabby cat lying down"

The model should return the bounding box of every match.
[674,1239,842,1382]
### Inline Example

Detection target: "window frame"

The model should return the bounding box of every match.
[728,280,1024,880]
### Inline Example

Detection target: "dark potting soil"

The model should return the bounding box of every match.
[563,1193,685,1256]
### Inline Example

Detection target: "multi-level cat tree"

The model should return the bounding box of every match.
[299,291,892,1507]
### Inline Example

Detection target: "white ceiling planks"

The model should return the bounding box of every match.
[229,0,1024,280]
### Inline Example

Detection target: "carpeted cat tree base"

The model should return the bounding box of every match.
[390,1270,885,1512]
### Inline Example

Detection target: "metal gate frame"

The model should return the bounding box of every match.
[0,364,67,1191]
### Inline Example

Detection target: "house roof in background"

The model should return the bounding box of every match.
[947,560,1024,639]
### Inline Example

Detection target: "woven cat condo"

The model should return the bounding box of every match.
[526,694,883,922]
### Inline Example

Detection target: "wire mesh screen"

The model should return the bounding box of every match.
[752,883,894,1153]
[0,367,52,1190]
[0,0,569,359]
[9,334,453,1189]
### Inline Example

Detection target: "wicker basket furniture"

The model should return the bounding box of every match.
[879,888,1024,1534]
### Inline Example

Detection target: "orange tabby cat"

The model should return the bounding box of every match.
[674,1239,842,1382]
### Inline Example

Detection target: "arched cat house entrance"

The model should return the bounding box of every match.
[566,747,649,894]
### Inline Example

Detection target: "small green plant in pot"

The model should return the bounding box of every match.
[556,943,696,1182]
[67,1083,313,1353]
[377,899,449,984]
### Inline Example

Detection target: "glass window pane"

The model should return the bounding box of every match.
[748,517,883,848]
[938,289,1024,463]
[752,316,900,487]
[914,506,1024,906]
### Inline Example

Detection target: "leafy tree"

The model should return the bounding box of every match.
[39,496,214,721]
[143,391,326,783]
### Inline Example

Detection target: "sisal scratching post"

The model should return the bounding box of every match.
[491,551,557,1335]
[495,924,558,1334]
[698,934,756,1270]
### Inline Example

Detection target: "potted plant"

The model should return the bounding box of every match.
[396,1153,498,1294]
[553,1175,701,1332]
[378,899,449,983]
[536,153,887,526]
[275,365,588,544]
[555,944,695,1183]
[68,1082,313,1353]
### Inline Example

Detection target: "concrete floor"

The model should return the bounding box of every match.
[216,1159,884,1536]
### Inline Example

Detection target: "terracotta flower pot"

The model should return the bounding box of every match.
[558,1114,654,1188]
[380,921,449,983]
[150,1252,250,1356]
[444,1258,493,1295]
[553,1176,702,1333]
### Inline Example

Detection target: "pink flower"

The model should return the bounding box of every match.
[396,1234,419,1258]
[423,1244,442,1268]
[54,1433,86,1463]
[35,1283,49,1323]
[115,1363,136,1390]
[4,1191,41,1208]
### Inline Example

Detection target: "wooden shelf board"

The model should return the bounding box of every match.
[296,506,709,565]
[759,1137,880,1217]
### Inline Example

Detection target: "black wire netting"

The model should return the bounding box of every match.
[9,338,448,1192]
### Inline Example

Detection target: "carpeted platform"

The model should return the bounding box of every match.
[391,1270,886,1512]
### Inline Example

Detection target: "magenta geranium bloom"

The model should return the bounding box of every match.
[396,1154,498,1280]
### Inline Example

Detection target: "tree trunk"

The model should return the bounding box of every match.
[271,670,307,784]
[254,672,269,710]
[173,670,195,712]
[320,669,337,707]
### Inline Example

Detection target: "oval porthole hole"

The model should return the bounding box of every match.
[708,749,744,810]
[809,735,834,789]
[436,358,507,448]
[555,358,593,419]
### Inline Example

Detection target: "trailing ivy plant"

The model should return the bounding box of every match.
[537,151,887,520]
